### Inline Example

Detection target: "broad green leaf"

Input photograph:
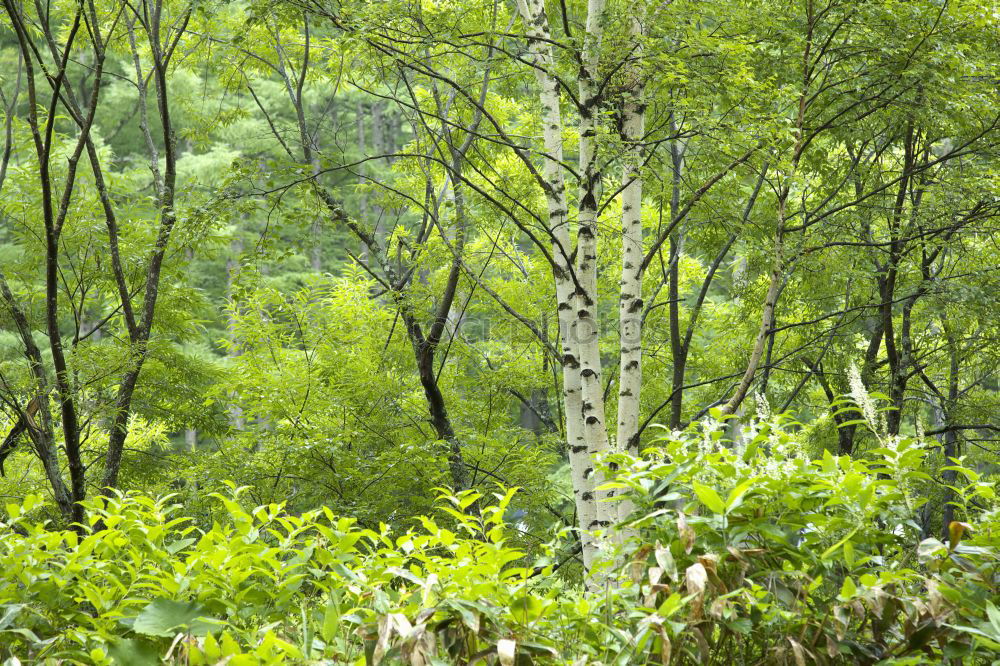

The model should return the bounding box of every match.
[108,638,161,666]
[132,599,220,638]
[692,482,726,514]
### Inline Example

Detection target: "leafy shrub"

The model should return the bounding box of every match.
[0,418,996,664]
[606,416,999,664]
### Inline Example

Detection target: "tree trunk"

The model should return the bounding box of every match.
[940,325,960,535]
[667,133,686,428]
[227,236,246,431]
[0,272,74,520]
[615,9,646,527]
[515,0,599,569]
[574,0,613,540]
[356,99,370,264]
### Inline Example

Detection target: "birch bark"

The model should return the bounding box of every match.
[615,12,646,526]
[514,0,598,568]
[573,0,614,538]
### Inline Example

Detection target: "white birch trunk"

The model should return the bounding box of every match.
[574,0,614,539]
[616,12,646,527]
[515,0,598,570]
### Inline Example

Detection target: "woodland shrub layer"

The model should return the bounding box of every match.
[0,420,997,665]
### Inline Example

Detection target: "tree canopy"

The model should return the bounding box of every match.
[0,0,998,662]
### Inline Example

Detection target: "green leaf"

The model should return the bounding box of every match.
[917,538,947,563]
[109,638,161,666]
[132,599,220,638]
[821,528,859,561]
[321,601,340,643]
[726,479,755,512]
[838,577,857,601]
[0,604,24,631]
[0,627,42,642]
[987,602,1000,636]
[692,482,726,514]
[166,538,196,555]
[510,595,544,625]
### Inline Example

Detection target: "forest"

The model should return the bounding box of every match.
[0,0,998,663]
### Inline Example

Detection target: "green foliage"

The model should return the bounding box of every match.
[200,273,560,527]
[0,419,996,664]
[1,0,999,661]
[606,417,1000,664]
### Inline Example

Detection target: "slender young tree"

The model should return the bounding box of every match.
[0,0,194,521]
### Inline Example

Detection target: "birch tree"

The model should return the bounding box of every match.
[211,0,1000,577]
